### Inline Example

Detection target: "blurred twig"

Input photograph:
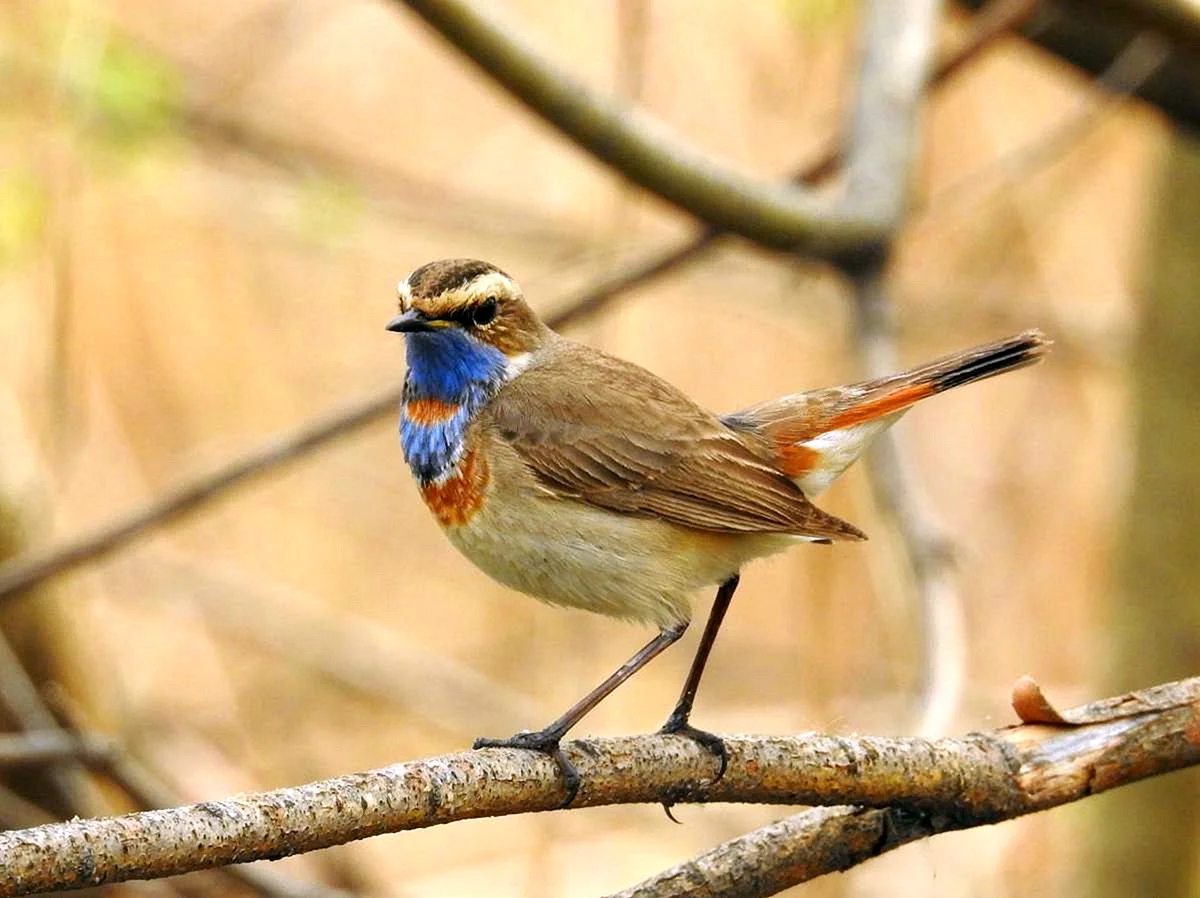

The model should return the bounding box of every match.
[0,676,1196,897]
[955,0,1200,127]
[0,0,1032,606]
[0,630,97,815]
[0,730,113,767]
[921,28,1171,220]
[0,389,396,602]
[393,0,940,253]
[137,551,541,734]
[2,32,592,252]
[851,267,965,737]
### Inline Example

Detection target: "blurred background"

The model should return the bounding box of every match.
[0,0,1197,895]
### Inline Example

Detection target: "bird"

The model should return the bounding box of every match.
[387,258,1048,803]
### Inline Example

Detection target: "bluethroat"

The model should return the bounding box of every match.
[388,258,1048,802]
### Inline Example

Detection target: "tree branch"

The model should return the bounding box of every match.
[604,806,917,898]
[1,677,1196,897]
[620,675,1200,897]
[393,0,939,254]
[39,688,360,898]
[840,0,942,241]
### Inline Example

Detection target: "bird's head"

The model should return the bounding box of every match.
[388,259,549,399]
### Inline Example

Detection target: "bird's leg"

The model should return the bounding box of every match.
[659,573,740,782]
[474,621,688,806]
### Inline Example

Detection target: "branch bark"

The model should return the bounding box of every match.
[0,677,1196,897]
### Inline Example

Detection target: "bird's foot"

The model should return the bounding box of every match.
[656,711,728,822]
[658,712,729,782]
[473,729,580,807]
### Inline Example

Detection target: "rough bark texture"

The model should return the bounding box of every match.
[0,678,1196,897]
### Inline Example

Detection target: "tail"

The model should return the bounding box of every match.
[725,330,1050,496]
[874,329,1051,399]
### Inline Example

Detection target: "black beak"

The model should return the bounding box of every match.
[386,309,436,333]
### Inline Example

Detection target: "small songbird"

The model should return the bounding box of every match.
[388,258,1048,801]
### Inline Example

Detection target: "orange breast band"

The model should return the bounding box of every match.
[420,448,491,527]
[404,397,461,426]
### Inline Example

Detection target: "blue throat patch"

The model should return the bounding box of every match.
[400,330,507,484]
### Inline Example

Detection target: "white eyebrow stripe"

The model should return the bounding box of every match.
[462,271,515,300]
[396,278,413,311]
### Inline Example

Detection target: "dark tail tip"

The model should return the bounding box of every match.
[932,329,1051,393]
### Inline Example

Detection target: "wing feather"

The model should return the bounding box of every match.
[483,341,865,540]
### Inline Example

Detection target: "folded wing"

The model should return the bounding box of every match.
[483,342,865,541]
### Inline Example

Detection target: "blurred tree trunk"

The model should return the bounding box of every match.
[1088,131,1200,897]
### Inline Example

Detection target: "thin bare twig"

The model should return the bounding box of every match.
[956,0,1200,127]
[0,389,396,601]
[538,0,1040,328]
[922,28,1171,220]
[0,629,97,815]
[0,676,1195,897]
[0,731,113,768]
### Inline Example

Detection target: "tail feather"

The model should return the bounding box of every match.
[907,329,1050,394]
[725,330,1050,497]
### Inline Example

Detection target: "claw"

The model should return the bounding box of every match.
[473,730,581,807]
[655,714,728,822]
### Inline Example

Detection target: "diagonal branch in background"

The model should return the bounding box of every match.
[0,676,1196,897]
[0,0,1031,605]
[955,0,1200,128]
[393,0,940,254]
[0,389,396,602]
[135,552,541,734]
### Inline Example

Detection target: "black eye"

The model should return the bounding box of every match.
[471,298,498,327]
